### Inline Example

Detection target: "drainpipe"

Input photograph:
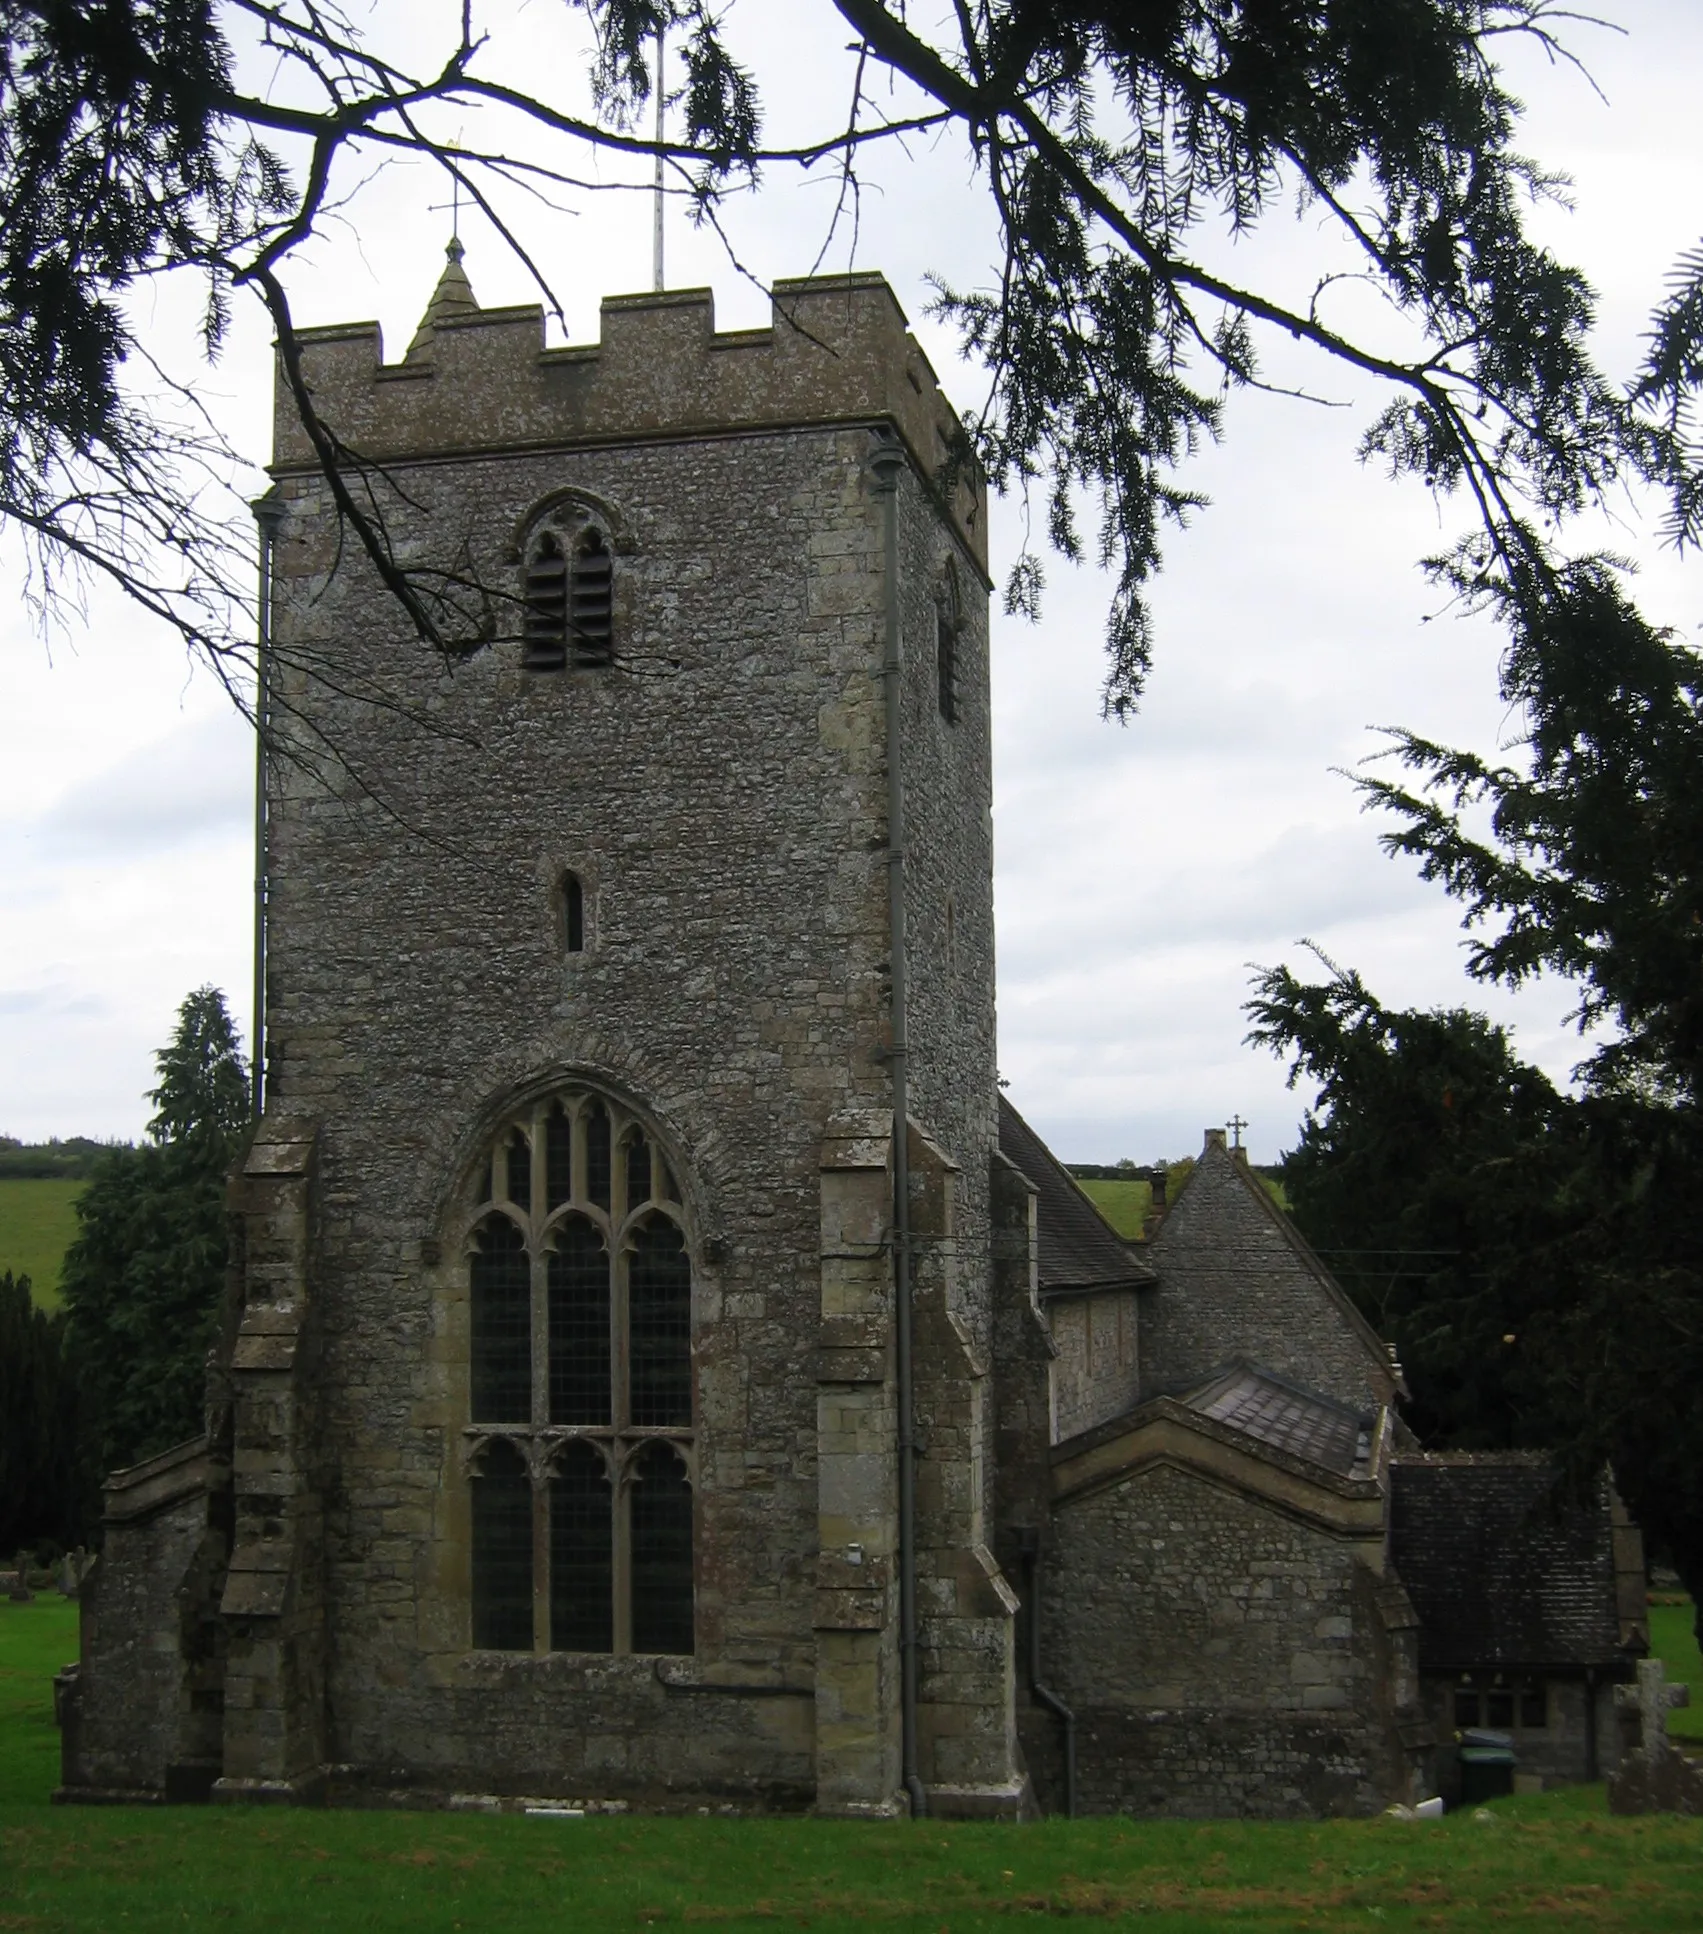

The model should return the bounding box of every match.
[250,488,286,1121]
[868,433,926,1822]
[1017,1528,1076,1817]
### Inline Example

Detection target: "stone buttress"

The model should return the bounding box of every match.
[61,264,1018,1815]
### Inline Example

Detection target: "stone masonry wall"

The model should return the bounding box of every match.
[62,1444,224,1800]
[1043,1462,1393,1816]
[1144,1143,1396,1417]
[255,274,1001,1806]
[1048,1289,1141,1444]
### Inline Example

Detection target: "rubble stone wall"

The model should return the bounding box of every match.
[246,273,1002,1806]
[1043,1461,1392,1816]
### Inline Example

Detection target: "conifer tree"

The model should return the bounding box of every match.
[0,1271,95,1554]
[61,987,249,1477]
[1249,572,1703,1631]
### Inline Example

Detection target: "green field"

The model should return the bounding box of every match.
[1078,1169,1289,1240]
[0,1177,83,1308]
[1077,1177,1152,1237]
[6,1598,1703,1931]
[1651,1599,1703,1739]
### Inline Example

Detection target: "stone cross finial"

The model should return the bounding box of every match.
[1615,1656,1691,1763]
[1228,1114,1248,1149]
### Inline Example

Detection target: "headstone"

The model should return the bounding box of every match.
[1608,1658,1703,1815]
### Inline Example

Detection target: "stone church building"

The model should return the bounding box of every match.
[57,254,1647,1818]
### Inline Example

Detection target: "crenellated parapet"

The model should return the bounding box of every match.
[274,270,987,572]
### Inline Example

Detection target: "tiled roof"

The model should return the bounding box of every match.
[1390,1456,1625,1670]
[997,1096,1154,1294]
[1181,1362,1367,1477]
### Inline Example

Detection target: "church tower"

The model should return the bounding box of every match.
[61,250,1024,1816]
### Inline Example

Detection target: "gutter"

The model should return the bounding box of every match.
[868,433,927,1821]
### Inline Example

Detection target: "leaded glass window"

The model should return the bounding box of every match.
[464,1086,693,1656]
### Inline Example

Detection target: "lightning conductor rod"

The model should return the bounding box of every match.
[651,26,665,292]
[868,431,926,1820]
[249,487,286,1121]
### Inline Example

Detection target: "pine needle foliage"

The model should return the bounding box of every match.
[59,987,249,1478]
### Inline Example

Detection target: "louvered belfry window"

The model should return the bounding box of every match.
[521,519,615,672]
[522,532,569,670]
[464,1089,693,1655]
[569,529,614,665]
[935,559,961,724]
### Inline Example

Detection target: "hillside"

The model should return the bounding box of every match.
[0,1179,85,1310]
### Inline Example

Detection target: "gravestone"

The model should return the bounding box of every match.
[1608,1657,1703,1814]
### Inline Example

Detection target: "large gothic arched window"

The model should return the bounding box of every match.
[464,1088,693,1655]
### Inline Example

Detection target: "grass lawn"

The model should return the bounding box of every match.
[7,1600,1703,1930]
[0,1178,84,1309]
[1651,1599,1703,1740]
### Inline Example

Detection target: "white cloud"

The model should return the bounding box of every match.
[0,0,1696,1155]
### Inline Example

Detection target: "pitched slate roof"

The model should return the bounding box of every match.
[997,1095,1154,1295]
[1181,1361,1368,1478]
[1390,1455,1626,1670]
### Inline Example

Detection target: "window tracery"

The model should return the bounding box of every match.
[463,1088,693,1655]
[522,516,617,672]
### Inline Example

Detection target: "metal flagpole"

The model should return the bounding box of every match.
[652,27,665,291]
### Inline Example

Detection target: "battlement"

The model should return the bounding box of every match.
[273,270,985,570]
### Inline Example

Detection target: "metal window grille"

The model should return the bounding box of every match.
[548,1218,611,1426]
[471,1441,535,1649]
[630,1442,693,1655]
[629,1217,691,1428]
[470,1217,531,1423]
[550,1442,613,1653]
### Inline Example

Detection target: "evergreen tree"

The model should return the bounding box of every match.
[0,1271,96,1553]
[1,3,1694,713]
[1245,961,1577,1452]
[1251,799,1703,1631]
[61,987,249,1476]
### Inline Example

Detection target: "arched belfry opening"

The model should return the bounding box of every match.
[522,513,617,671]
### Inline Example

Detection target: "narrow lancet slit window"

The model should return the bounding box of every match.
[563,872,585,954]
[936,561,961,724]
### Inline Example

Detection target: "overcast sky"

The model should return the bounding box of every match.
[2,1,1700,1162]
